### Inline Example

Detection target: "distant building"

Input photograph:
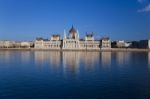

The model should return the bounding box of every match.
[34,26,111,50]
[124,42,132,48]
[0,41,15,48]
[116,40,126,48]
[34,38,45,49]
[35,37,61,49]
[139,40,150,49]
[20,42,33,48]
[0,41,34,48]
[131,41,139,48]
[111,41,117,48]
[101,37,111,49]
[112,40,132,48]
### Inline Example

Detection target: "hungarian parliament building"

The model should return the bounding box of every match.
[34,26,111,50]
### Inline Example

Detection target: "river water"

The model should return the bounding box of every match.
[0,51,150,99]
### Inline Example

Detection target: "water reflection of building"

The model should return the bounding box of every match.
[62,51,100,75]
[116,52,131,66]
[80,52,99,70]
[34,51,61,70]
[101,52,111,68]
[21,51,31,63]
[34,51,44,65]
[62,52,80,74]
[34,51,109,74]
[148,52,150,69]
[48,51,61,71]
[0,51,11,64]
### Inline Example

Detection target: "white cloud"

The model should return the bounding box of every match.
[138,0,147,3]
[138,4,150,12]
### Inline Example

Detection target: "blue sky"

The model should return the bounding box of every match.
[0,0,150,41]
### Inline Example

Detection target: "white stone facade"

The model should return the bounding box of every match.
[101,38,111,49]
[34,26,111,50]
[20,42,31,48]
[148,40,150,49]
[0,41,15,48]
[35,40,61,49]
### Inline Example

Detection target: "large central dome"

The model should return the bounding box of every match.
[69,25,77,33]
[69,26,78,39]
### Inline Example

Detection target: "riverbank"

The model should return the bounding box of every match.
[0,48,150,52]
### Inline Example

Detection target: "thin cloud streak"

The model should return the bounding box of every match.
[138,0,146,3]
[138,4,150,12]
[137,0,150,12]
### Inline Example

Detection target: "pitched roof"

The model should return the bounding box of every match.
[69,25,77,33]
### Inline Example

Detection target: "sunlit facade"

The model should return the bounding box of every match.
[34,26,111,50]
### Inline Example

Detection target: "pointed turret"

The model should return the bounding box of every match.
[77,29,79,39]
[64,29,66,39]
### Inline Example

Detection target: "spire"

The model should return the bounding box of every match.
[69,25,77,33]
[77,29,79,39]
[64,29,66,39]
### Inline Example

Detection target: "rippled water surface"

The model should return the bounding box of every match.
[0,51,150,99]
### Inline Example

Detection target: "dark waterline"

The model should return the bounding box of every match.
[0,51,150,99]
